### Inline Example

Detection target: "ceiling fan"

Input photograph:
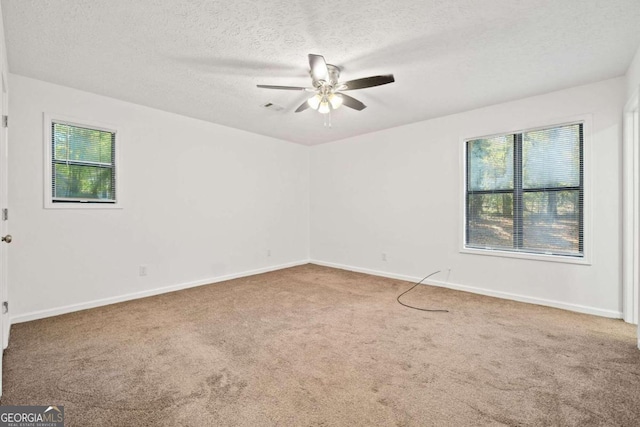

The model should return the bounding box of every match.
[257,54,395,114]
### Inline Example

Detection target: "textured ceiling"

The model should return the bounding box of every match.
[2,0,640,145]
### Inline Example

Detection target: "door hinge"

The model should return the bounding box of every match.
[2,208,7,221]
[2,302,7,314]
[2,115,7,128]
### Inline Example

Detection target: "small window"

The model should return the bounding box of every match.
[45,115,119,208]
[465,122,583,258]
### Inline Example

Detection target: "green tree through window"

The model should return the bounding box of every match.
[466,123,583,257]
[52,122,116,202]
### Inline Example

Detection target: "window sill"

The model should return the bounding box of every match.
[44,202,123,210]
[460,247,591,265]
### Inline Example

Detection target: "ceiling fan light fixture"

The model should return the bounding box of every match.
[318,101,331,114]
[329,93,343,109]
[307,94,322,110]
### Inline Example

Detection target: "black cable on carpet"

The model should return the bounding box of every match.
[396,270,449,312]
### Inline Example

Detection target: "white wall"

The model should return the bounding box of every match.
[8,74,309,322]
[5,72,630,322]
[626,44,640,100]
[311,77,625,318]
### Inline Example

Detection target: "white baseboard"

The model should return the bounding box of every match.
[11,259,310,324]
[13,259,624,324]
[310,259,623,319]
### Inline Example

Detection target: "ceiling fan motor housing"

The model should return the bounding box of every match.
[312,64,340,87]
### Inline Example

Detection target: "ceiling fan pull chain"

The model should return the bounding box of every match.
[323,110,332,128]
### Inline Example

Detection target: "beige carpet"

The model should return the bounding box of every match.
[1,264,639,426]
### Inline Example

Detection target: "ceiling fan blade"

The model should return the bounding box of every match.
[338,93,367,111]
[295,100,311,113]
[308,54,329,82]
[256,84,307,90]
[340,74,395,91]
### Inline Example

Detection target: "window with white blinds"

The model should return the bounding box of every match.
[465,122,583,257]
[50,120,117,204]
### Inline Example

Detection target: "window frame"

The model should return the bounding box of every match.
[460,115,591,265]
[43,113,122,209]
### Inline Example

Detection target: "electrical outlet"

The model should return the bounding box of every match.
[267,249,271,257]
[139,265,148,277]
[381,253,387,262]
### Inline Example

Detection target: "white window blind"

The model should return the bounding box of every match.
[51,122,116,203]
[466,123,583,257]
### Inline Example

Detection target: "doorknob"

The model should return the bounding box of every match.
[2,235,11,243]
